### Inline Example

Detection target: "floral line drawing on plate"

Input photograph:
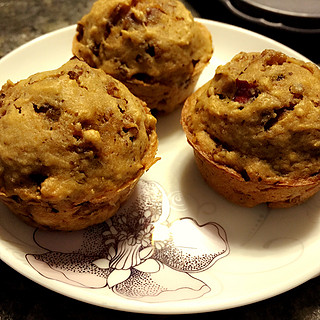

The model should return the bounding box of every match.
[26,179,230,303]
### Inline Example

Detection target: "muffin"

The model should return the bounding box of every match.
[0,58,158,230]
[72,0,213,113]
[181,49,320,208]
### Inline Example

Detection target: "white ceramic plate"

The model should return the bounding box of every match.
[0,19,320,315]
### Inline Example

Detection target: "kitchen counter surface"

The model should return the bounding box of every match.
[0,1,320,319]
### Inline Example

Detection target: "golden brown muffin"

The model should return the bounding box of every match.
[181,49,320,208]
[0,58,158,230]
[72,0,213,113]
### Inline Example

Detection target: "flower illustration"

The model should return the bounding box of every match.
[26,180,229,302]
[92,215,160,288]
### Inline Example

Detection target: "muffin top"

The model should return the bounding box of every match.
[0,58,157,204]
[72,0,212,86]
[182,49,320,183]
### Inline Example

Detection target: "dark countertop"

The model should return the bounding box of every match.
[0,1,320,319]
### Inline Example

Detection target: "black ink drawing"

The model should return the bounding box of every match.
[26,180,229,302]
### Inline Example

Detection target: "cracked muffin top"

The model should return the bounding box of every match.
[0,58,157,204]
[72,0,212,110]
[182,49,320,183]
[73,0,210,83]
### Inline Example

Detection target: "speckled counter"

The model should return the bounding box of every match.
[0,1,320,319]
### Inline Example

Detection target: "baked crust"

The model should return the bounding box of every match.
[181,50,320,208]
[0,58,158,230]
[72,0,213,113]
[193,147,320,208]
